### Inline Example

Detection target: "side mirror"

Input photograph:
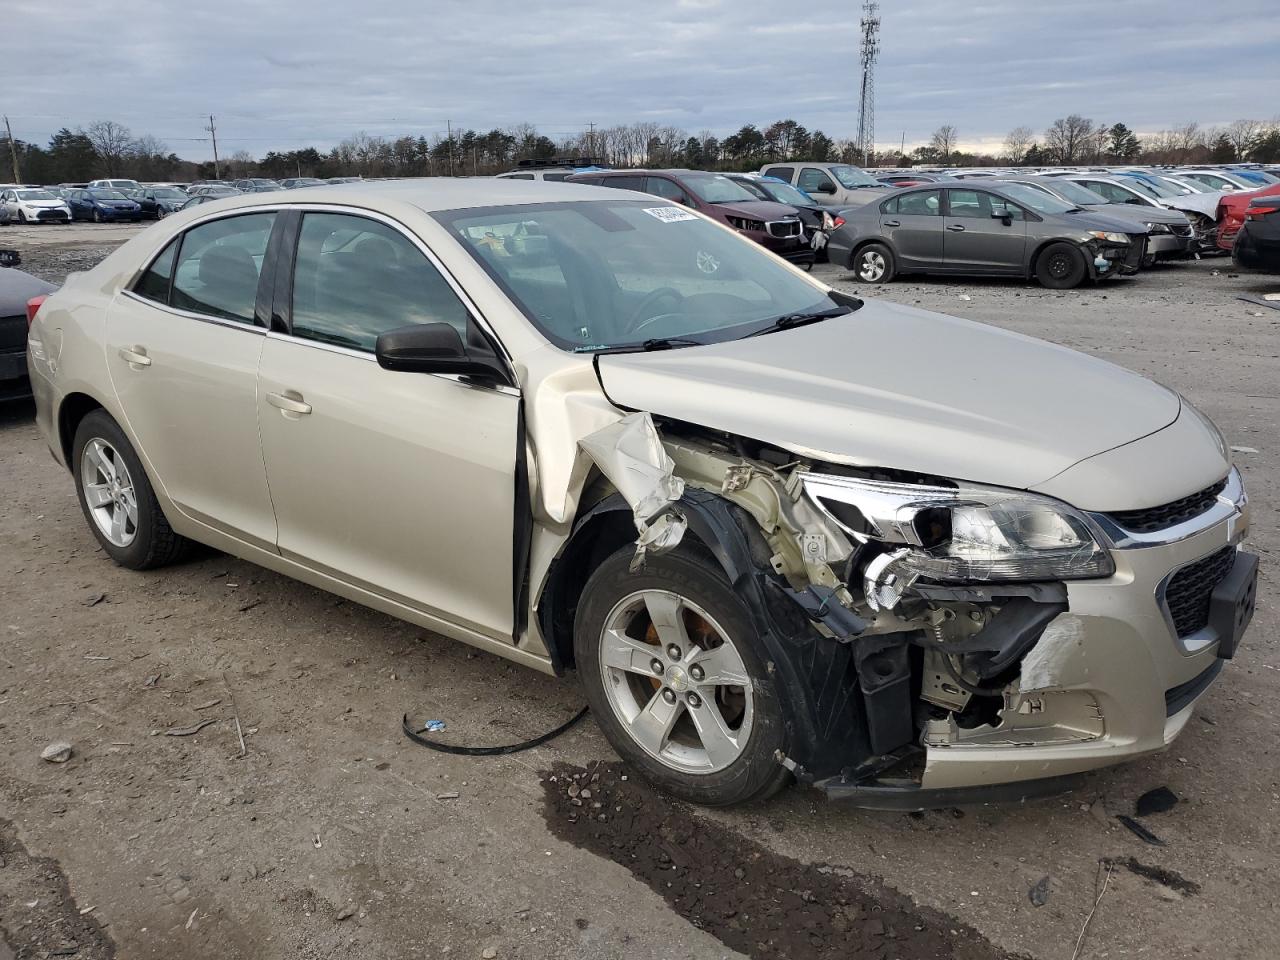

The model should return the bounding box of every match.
[814,182,837,194]
[375,322,508,382]
[991,209,1013,223]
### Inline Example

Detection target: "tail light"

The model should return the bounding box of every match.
[1246,206,1277,220]
[833,216,846,229]
[26,295,48,328]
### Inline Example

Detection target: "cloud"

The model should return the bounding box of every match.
[5,0,1280,161]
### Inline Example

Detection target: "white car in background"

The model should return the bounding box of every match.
[0,187,72,224]
[88,178,143,193]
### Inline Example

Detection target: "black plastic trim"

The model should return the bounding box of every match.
[1165,659,1224,717]
[815,771,1084,810]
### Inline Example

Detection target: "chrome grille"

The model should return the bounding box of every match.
[766,219,802,239]
[1107,478,1227,533]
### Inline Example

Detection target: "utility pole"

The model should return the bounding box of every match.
[587,121,596,157]
[206,115,220,178]
[900,130,906,159]
[3,116,20,184]
[447,120,454,177]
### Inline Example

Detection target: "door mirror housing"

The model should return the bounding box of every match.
[991,209,1013,223]
[375,322,508,382]
[814,181,837,194]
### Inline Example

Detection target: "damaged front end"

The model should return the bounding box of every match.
[573,415,1117,807]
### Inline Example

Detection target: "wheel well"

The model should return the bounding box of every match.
[57,393,105,467]
[1027,239,1078,279]
[847,237,890,269]
[539,508,637,673]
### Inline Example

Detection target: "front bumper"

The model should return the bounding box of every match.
[1146,232,1195,260]
[20,206,70,222]
[821,474,1253,805]
[1089,236,1146,277]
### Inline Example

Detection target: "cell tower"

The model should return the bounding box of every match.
[855,1,880,166]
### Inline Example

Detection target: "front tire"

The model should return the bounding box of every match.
[574,546,791,806]
[1036,242,1087,289]
[851,242,895,283]
[72,411,190,570]
[18,210,27,224]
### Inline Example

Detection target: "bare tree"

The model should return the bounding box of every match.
[1002,125,1035,163]
[1043,115,1095,164]
[1224,119,1263,160]
[929,125,958,163]
[83,120,135,176]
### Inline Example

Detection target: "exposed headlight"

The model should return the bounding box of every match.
[1145,222,1172,234]
[1089,231,1130,243]
[821,211,835,231]
[800,473,1115,582]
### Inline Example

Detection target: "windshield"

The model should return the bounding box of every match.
[997,183,1075,214]
[16,189,56,200]
[151,188,185,199]
[436,200,839,352]
[1033,178,1106,205]
[759,179,815,206]
[1132,176,1183,199]
[91,190,127,200]
[829,165,879,188]
[684,175,760,204]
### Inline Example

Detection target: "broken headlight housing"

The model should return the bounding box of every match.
[800,473,1115,583]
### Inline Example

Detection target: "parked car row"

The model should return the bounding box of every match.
[0,176,364,225]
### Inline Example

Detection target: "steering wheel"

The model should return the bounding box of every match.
[623,287,684,335]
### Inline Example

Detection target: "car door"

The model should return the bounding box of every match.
[878,189,944,268]
[941,189,1027,273]
[105,211,280,548]
[645,176,693,207]
[256,209,519,640]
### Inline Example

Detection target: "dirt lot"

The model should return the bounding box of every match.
[2,222,1278,960]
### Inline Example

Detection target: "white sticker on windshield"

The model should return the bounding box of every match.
[643,206,698,223]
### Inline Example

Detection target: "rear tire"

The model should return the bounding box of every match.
[574,545,791,806]
[1036,242,1087,289]
[72,410,191,570]
[851,242,895,283]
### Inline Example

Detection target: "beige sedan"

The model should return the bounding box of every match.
[26,180,1256,808]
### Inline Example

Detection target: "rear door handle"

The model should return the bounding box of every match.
[882,219,900,227]
[118,346,151,367]
[266,391,312,416]
[946,224,966,232]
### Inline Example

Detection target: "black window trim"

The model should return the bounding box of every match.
[267,203,517,390]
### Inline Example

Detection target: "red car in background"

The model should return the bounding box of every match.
[1216,183,1280,251]
[566,169,815,267]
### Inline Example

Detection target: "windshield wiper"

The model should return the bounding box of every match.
[588,336,706,355]
[746,304,854,337]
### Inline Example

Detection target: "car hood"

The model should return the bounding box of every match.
[1055,209,1147,235]
[711,199,798,221]
[595,299,1181,492]
[1080,204,1188,225]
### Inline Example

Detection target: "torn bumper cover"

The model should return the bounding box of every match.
[578,413,688,570]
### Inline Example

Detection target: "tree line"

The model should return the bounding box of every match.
[4,115,1279,184]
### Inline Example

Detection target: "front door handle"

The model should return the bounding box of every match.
[946,224,966,232]
[882,219,901,227]
[118,346,151,367]
[266,391,312,416]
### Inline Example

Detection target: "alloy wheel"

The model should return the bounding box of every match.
[598,589,753,774]
[80,438,138,547]
[858,250,886,281]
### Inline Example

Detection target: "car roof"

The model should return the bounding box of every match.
[161,177,629,213]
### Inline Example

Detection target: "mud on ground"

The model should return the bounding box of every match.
[1,226,1277,959]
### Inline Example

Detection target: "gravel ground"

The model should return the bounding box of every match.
[1,224,1278,960]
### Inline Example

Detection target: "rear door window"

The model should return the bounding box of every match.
[601,175,645,191]
[133,238,179,303]
[883,191,941,216]
[170,213,276,323]
[765,166,795,183]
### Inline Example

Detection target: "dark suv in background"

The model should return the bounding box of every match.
[567,169,814,266]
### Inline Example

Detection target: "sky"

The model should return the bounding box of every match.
[5,0,1279,162]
